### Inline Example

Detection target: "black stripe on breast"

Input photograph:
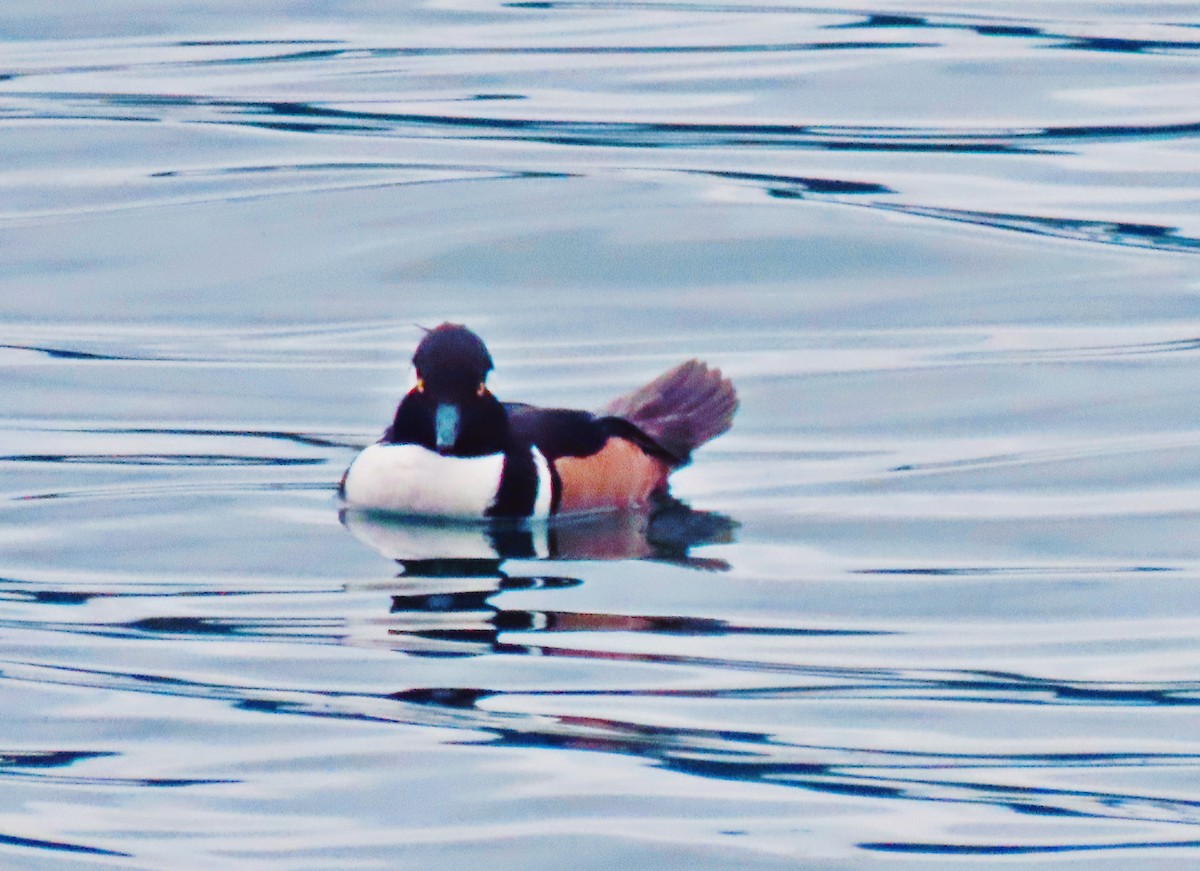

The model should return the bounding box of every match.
[486,446,539,518]
[547,456,563,515]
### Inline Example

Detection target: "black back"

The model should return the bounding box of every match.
[505,403,678,464]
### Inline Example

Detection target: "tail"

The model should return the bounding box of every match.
[603,360,737,464]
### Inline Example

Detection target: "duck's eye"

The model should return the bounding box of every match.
[476,382,487,397]
[415,378,425,393]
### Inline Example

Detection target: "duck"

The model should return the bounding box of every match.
[339,323,737,520]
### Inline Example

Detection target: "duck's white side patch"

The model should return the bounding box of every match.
[342,443,504,518]
[531,447,553,520]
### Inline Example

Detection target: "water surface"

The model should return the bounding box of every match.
[2,1,1200,867]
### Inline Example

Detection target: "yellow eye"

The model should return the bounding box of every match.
[415,378,425,393]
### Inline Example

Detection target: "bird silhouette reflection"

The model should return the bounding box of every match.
[340,497,737,657]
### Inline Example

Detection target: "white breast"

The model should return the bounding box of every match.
[341,443,552,519]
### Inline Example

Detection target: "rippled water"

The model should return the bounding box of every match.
[2,1,1200,867]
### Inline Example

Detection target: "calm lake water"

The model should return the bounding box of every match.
[2,1,1200,868]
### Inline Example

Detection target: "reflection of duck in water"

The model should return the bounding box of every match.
[341,495,737,569]
[340,500,738,657]
[340,323,736,519]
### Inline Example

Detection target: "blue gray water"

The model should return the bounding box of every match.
[2,1,1200,868]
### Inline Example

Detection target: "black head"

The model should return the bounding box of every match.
[412,323,493,401]
[385,324,506,455]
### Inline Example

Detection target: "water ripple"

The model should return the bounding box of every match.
[2,453,325,467]
[13,91,1197,153]
[0,748,229,788]
[43,655,1181,838]
[0,343,125,361]
[0,832,129,858]
[874,203,1200,253]
[867,839,1200,856]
